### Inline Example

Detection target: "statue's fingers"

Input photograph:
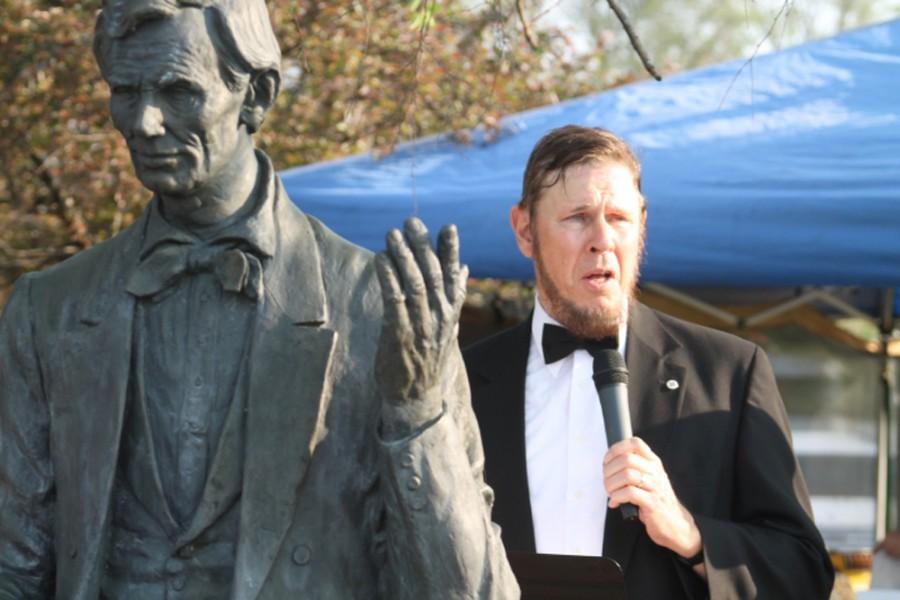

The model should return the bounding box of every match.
[437,224,461,306]
[404,217,449,323]
[375,252,411,336]
[451,263,469,318]
[386,227,432,340]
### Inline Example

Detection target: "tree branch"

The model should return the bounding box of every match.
[515,0,539,50]
[717,0,791,109]
[604,0,662,81]
[30,152,64,219]
[29,152,91,249]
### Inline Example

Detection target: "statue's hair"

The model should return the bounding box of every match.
[94,0,281,94]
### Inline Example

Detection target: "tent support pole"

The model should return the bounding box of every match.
[641,284,739,326]
[877,288,896,542]
[743,289,824,327]
[817,293,879,325]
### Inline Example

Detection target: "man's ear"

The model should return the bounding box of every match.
[510,204,534,259]
[241,70,280,134]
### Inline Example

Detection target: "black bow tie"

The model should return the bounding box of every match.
[126,242,264,301]
[542,323,618,365]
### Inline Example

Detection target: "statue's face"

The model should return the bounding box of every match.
[101,10,248,198]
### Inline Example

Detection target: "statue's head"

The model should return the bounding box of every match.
[94,0,281,197]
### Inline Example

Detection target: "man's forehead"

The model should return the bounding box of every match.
[555,161,638,197]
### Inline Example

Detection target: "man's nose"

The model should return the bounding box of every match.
[133,98,165,138]
[588,219,615,253]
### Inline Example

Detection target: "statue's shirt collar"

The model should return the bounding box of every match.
[140,151,278,261]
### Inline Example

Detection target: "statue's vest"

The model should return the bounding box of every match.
[100,353,248,599]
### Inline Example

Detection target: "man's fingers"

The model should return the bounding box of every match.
[603,446,652,475]
[404,218,448,324]
[375,252,412,336]
[608,486,651,511]
[605,466,649,494]
[604,455,654,490]
[386,228,432,340]
[603,436,656,465]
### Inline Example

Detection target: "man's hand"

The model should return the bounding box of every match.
[374,217,468,438]
[604,437,705,574]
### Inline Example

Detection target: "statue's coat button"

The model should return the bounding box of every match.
[409,494,427,511]
[292,544,312,566]
[407,475,422,491]
[165,557,184,575]
[665,379,679,390]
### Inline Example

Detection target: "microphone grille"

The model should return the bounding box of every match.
[592,349,629,385]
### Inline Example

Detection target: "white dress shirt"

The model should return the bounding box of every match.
[525,296,627,556]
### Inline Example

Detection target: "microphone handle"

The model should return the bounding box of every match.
[596,381,639,521]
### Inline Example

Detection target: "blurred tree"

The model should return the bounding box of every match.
[0,2,134,299]
[0,0,609,303]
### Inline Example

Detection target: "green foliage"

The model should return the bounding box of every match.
[408,0,439,30]
[0,0,604,302]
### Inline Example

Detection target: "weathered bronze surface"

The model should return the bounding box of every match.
[0,2,518,598]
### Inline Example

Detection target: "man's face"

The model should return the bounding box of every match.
[101,10,248,198]
[511,160,645,338]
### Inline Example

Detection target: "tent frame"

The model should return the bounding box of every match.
[641,284,900,539]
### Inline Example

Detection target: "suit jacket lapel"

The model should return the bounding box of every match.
[602,302,687,571]
[468,316,536,553]
[233,190,336,600]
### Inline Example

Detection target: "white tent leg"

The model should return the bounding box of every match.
[877,288,897,542]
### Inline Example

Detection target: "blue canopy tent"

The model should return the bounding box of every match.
[281,19,900,293]
[281,19,900,540]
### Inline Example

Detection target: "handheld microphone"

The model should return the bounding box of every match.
[592,349,638,521]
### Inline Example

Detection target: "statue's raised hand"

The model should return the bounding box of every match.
[374,217,468,438]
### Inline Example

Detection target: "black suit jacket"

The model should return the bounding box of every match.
[465,302,834,599]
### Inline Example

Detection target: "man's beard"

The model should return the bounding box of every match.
[533,234,642,340]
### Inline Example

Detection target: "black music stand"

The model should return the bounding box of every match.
[507,552,626,600]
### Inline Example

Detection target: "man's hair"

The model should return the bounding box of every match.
[93,0,281,94]
[519,125,643,216]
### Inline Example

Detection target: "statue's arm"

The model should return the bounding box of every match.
[0,275,56,598]
[371,219,519,600]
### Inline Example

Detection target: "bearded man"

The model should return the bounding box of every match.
[464,125,834,599]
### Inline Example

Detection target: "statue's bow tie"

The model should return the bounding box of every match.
[541,323,618,365]
[126,243,264,300]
